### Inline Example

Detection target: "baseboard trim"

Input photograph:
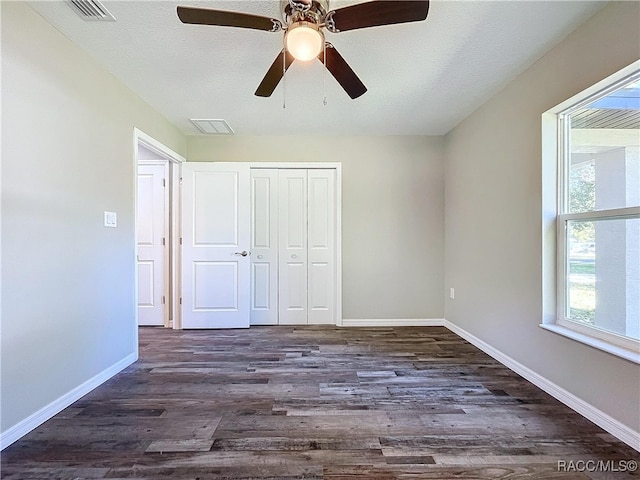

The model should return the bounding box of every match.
[341,318,445,327]
[444,320,640,453]
[0,352,137,450]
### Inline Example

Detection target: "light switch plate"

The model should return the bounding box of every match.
[104,211,117,227]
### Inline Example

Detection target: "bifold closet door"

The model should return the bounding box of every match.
[307,169,336,324]
[278,169,308,325]
[250,169,278,325]
[250,167,337,326]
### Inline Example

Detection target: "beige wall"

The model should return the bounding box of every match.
[1,2,185,434]
[187,135,445,320]
[444,1,640,433]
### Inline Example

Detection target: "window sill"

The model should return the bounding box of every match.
[540,323,640,364]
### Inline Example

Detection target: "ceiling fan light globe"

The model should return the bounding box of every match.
[285,22,323,61]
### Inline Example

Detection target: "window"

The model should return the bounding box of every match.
[543,63,640,362]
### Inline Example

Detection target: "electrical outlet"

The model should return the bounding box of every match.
[449,288,455,299]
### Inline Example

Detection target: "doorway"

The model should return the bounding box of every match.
[134,129,184,329]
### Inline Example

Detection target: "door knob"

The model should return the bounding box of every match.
[234,251,250,257]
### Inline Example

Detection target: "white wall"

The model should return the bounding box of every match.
[1,2,185,440]
[444,1,640,435]
[187,135,445,320]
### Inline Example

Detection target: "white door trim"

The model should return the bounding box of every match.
[133,129,185,337]
[135,129,186,164]
[249,162,341,170]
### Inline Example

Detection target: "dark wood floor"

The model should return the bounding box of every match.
[2,326,638,479]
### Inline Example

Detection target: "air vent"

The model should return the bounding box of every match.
[190,119,235,135]
[67,0,116,21]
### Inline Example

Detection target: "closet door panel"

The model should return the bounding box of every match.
[308,169,336,324]
[278,169,308,325]
[250,169,278,325]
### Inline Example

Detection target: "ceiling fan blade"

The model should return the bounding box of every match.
[328,1,429,32]
[321,44,367,99]
[177,6,282,32]
[255,50,295,97]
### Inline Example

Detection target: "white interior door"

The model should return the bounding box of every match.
[181,162,250,329]
[278,169,308,325]
[308,169,336,324]
[250,169,278,325]
[137,163,167,326]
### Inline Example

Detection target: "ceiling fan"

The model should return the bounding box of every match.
[177,0,430,99]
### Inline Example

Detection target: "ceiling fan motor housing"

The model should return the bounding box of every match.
[281,0,329,26]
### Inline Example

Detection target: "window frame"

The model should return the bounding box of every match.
[542,62,640,364]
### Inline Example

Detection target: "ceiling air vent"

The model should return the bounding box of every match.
[67,0,116,21]
[190,119,235,135]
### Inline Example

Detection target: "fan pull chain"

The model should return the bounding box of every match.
[282,49,287,109]
[323,42,327,106]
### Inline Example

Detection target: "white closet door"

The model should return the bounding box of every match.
[250,169,278,325]
[307,169,336,324]
[181,162,251,329]
[278,169,308,325]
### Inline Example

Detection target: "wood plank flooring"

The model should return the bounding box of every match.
[2,326,638,479]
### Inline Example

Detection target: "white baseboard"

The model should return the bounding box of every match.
[444,320,640,453]
[341,318,445,327]
[0,352,137,450]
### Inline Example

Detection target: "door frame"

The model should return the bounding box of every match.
[249,162,343,327]
[133,129,185,334]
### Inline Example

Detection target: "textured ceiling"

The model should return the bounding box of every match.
[28,0,607,136]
